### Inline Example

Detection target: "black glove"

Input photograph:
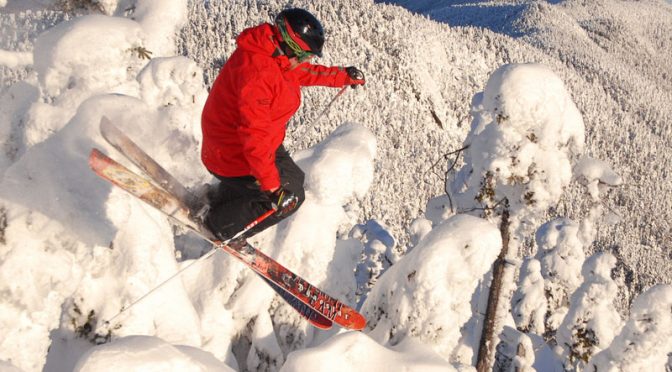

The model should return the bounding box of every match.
[345,66,365,88]
[266,186,299,217]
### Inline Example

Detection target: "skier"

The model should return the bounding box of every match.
[200,8,366,241]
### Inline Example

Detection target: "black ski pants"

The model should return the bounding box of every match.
[205,145,305,240]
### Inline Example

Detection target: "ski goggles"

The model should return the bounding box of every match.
[277,19,315,62]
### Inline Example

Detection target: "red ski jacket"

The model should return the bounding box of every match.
[201,23,351,191]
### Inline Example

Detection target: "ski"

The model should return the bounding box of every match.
[89,147,366,330]
[99,117,197,211]
[99,118,333,329]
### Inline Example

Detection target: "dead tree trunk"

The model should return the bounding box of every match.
[476,207,511,371]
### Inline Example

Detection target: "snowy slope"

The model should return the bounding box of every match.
[381,0,672,307]
[1,0,672,371]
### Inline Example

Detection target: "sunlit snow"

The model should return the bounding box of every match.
[1,0,671,371]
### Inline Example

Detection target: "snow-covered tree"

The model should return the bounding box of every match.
[351,219,396,307]
[534,218,586,338]
[2,0,671,371]
[511,258,547,335]
[449,63,585,232]
[447,63,586,369]
[556,252,622,370]
[587,284,672,371]
[361,215,501,363]
[495,326,536,372]
[573,156,624,203]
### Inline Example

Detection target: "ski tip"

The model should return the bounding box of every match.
[340,311,367,331]
[88,148,122,188]
[88,148,103,168]
[89,148,116,171]
[351,318,367,331]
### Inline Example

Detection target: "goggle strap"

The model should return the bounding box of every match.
[278,20,312,61]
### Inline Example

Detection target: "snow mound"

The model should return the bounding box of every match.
[74,335,233,372]
[296,122,377,206]
[0,360,23,372]
[263,123,377,310]
[137,56,205,110]
[34,14,146,97]
[362,214,501,361]
[131,0,187,56]
[281,331,454,372]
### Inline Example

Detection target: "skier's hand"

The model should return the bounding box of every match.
[266,186,299,217]
[344,66,365,88]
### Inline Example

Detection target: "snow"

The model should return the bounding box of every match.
[281,332,454,372]
[136,56,205,112]
[573,156,623,201]
[497,327,538,372]
[74,335,234,372]
[587,284,672,370]
[131,0,187,56]
[0,49,31,67]
[1,0,671,371]
[536,218,586,303]
[33,14,145,98]
[450,63,584,228]
[362,214,501,363]
[511,258,546,334]
[556,252,622,369]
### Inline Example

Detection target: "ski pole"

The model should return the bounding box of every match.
[220,208,276,245]
[102,208,277,327]
[309,86,348,126]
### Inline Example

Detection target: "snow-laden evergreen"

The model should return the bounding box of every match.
[511,258,546,335]
[383,0,672,300]
[362,214,501,363]
[535,218,586,335]
[587,284,672,370]
[556,252,622,369]
[449,63,584,236]
[496,327,540,372]
[1,0,671,371]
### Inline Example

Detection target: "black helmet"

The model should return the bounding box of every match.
[275,8,324,58]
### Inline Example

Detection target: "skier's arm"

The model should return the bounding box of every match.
[237,75,281,191]
[294,64,359,87]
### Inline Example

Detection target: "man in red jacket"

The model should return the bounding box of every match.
[201,8,365,241]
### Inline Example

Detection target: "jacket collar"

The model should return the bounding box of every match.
[237,23,292,70]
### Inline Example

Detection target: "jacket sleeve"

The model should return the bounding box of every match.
[237,72,281,191]
[293,64,350,87]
